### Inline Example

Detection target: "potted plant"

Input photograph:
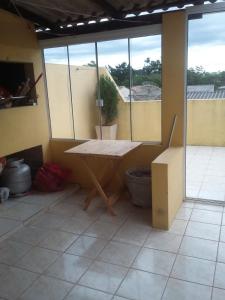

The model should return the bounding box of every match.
[95,75,119,140]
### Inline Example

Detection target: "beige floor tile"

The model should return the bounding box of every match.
[19,275,73,300]
[190,209,222,225]
[61,217,93,234]
[220,226,225,242]
[113,221,151,246]
[218,242,225,263]
[185,221,220,241]
[117,269,167,300]
[30,213,68,230]
[48,202,78,217]
[182,201,195,208]
[15,247,59,273]
[194,203,223,212]
[66,235,108,259]
[179,236,218,261]
[176,207,192,221]
[0,203,42,222]
[97,241,140,267]
[133,248,176,276]
[9,226,49,245]
[0,218,21,237]
[0,240,32,265]
[162,278,212,300]
[84,221,120,240]
[145,230,182,253]
[0,264,38,300]
[38,230,78,252]
[169,220,187,235]
[212,288,225,300]
[222,213,225,226]
[64,285,112,300]
[46,253,92,283]
[79,261,127,294]
[171,255,215,285]
[214,262,225,289]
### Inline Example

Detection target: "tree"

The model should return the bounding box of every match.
[108,63,130,87]
[143,58,162,74]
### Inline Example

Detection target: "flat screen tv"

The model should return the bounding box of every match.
[0,61,39,109]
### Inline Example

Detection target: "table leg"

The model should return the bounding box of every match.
[84,161,111,210]
[81,158,117,216]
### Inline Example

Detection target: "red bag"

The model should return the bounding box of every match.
[34,163,71,192]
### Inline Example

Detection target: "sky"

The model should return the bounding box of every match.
[44,10,225,72]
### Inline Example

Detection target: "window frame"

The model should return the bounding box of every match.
[42,24,163,144]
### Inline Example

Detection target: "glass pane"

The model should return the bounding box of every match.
[97,39,130,140]
[68,43,98,140]
[186,12,225,201]
[44,47,74,139]
[130,35,162,142]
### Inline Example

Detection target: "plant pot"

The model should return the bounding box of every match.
[125,168,151,207]
[95,124,117,140]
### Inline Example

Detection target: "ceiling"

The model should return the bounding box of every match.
[0,0,218,39]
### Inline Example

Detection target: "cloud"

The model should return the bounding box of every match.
[44,35,161,67]
[189,11,225,47]
[44,11,225,71]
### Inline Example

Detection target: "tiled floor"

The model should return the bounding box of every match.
[0,189,224,299]
[0,185,79,241]
[186,146,225,202]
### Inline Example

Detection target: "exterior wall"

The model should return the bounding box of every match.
[46,63,162,142]
[46,63,225,146]
[45,64,74,139]
[0,9,50,160]
[187,100,225,146]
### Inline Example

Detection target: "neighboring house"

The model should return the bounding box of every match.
[119,84,225,101]
[118,85,161,101]
[187,85,214,93]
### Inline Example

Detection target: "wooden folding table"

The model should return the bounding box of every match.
[65,140,141,216]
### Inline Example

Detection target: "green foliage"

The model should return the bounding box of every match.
[107,59,225,90]
[99,75,119,125]
[187,66,225,89]
[108,58,162,88]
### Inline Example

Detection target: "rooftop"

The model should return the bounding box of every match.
[119,84,225,101]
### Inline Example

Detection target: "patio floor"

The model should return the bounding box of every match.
[186,146,225,202]
[0,188,225,299]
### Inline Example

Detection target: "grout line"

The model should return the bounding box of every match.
[112,222,153,298]
[210,200,224,300]
[160,206,192,299]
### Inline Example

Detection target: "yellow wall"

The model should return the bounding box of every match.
[45,64,74,139]
[45,64,225,146]
[187,100,225,146]
[46,63,162,142]
[152,147,184,229]
[0,10,50,160]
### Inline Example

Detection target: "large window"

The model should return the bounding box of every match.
[44,33,162,142]
[68,43,98,140]
[44,47,74,139]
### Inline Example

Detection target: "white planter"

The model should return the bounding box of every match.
[95,124,117,140]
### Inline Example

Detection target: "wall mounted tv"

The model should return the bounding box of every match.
[0,61,40,109]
